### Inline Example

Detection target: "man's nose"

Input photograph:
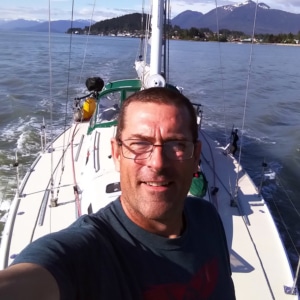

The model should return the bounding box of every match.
[147,145,168,170]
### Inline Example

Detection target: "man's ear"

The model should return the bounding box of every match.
[111,138,121,172]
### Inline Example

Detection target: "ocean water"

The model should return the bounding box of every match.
[0,31,299,287]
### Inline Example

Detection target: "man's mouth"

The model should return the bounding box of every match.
[143,181,171,187]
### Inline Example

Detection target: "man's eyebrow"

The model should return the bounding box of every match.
[124,134,150,140]
[124,134,189,142]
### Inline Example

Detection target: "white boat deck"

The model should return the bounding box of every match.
[0,122,90,268]
[200,130,297,299]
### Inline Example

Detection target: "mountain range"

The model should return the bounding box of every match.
[0,1,300,35]
[172,0,300,34]
[0,19,94,33]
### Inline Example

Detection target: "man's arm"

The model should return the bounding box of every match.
[0,263,60,300]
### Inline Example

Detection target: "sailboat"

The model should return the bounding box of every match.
[0,0,298,299]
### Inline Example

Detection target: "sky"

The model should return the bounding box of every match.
[1,0,300,22]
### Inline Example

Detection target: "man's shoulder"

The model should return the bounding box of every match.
[63,200,119,236]
[185,197,220,223]
[186,196,216,211]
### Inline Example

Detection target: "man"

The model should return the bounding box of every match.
[0,87,235,299]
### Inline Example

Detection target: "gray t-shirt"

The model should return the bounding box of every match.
[13,197,235,299]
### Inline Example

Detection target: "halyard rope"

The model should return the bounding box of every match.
[234,1,259,196]
[48,0,54,228]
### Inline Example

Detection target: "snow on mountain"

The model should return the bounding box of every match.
[223,0,270,12]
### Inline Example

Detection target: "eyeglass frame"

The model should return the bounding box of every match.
[117,138,196,161]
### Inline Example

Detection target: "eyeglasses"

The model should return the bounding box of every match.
[117,139,195,160]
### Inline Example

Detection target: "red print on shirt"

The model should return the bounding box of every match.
[143,258,218,300]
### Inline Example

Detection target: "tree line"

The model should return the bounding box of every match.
[66,13,300,44]
[169,26,300,44]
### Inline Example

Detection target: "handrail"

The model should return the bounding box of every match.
[93,131,100,172]
[75,135,84,162]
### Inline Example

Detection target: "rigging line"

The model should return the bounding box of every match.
[49,0,77,206]
[56,0,76,190]
[199,131,217,193]
[214,1,228,146]
[146,4,149,54]
[141,0,145,33]
[137,1,146,63]
[234,1,259,193]
[214,1,234,198]
[62,0,75,141]
[165,0,171,82]
[138,0,151,86]
[142,1,150,61]
[70,123,82,217]
[145,5,151,61]
[48,0,55,213]
[78,0,97,85]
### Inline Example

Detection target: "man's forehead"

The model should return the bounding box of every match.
[122,101,190,135]
[124,102,180,122]
[126,101,179,113]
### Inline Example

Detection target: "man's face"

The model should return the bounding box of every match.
[111,102,201,231]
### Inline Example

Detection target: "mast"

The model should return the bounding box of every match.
[135,0,166,88]
[150,0,164,76]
